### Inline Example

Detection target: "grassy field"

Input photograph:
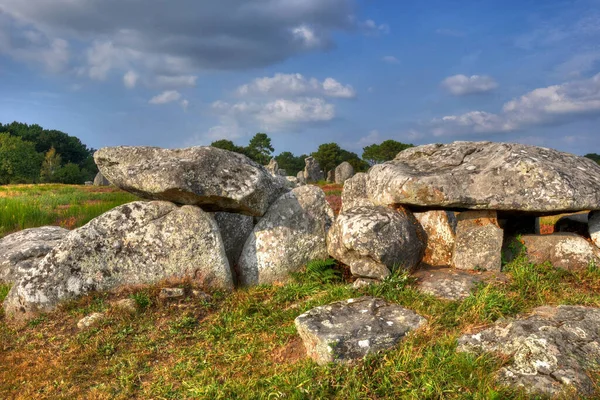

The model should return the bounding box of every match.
[0,184,137,237]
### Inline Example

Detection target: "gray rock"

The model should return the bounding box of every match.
[266,158,279,175]
[590,211,600,249]
[94,146,289,217]
[335,161,355,184]
[277,168,287,177]
[352,277,379,289]
[340,173,373,213]
[452,211,503,271]
[159,288,185,299]
[0,226,69,284]
[367,141,600,214]
[457,305,600,397]
[295,297,426,365]
[77,312,105,330]
[93,171,110,186]
[3,201,232,322]
[238,185,334,286]
[304,156,324,183]
[414,210,456,267]
[84,181,93,186]
[327,205,426,280]
[296,170,306,185]
[504,233,600,270]
[326,169,335,183]
[413,266,483,300]
[111,298,138,314]
[286,176,300,187]
[213,212,254,272]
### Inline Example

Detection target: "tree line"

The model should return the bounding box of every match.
[211,133,414,177]
[0,122,97,185]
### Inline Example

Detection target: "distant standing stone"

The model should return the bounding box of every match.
[93,171,110,186]
[340,173,373,213]
[334,161,354,184]
[295,297,426,365]
[326,170,335,183]
[304,156,324,183]
[296,170,306,185]
[452,211,503,271]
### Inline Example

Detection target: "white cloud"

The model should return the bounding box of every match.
[236,73,356,99]
[153,75,197,88]
[123,70,138,88]
[441,74,498,96]
[291,25,324,49]
[359,19,390,35]
[382,56,400,64]
[180,99,189,111]
[149,90,182,105]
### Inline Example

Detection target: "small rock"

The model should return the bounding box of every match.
[352,277,379,289]
[452,211,503,271]
[192,290,211,302]
[295,297,426,365]
[77,312,105,330]
[334,161,354,184]
[159,288,186,299]
[413,266,483,300]
[111,299,138,314]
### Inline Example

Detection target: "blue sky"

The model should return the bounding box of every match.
[1,0,600,157]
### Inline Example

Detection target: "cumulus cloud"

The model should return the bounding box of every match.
[441,74,498,96]
[123,70,138,88]
[431,73,600,136]
[382,56,400,64]
[149,90,182,105]
[236,73,356,99]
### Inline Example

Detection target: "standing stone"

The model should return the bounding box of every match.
[94,146,289,217]
[213,212,254,273]
[295,297,426,365]
[277,169,287,177]
[304,156,324,183]
[503,233,600,271]
[341,173,373,213]
[93,171,110,186]
[335,162,355,184]
[0,226,69,284]
[4,201,233,322]
[414,210,457,267]
[452,211,503,271]
[458,305,600,397]
[266,158,279,175]
[590,211,600,249]
[297,170,306,185]
[327,205,426,280]
[326,170,335,183]
[237,185,334,286]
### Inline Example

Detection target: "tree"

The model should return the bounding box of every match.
[246,133,274,165]
[275,151,306,176]
[40,147,62,183]
[584,153,600,164]
[362,140,414,165]
[0,133,43,184]
[53,163,84,184]
[311,143,370,176]
[211,139,244,153]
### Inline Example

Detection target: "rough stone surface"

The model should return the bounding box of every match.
[367,141,600,214]
[94,146,288,216]
[159,288,185,299]
[213,212,254,272]
[286,176,300,187]
[458,305,600,397]
[4,201,233,322]
[352,278,379,289]
[327,205,426,280]
[590,211,600,249]
[304,156,324,183]
[413,266,483,300]
[266,158,279,175]
[414,210,457,267]
[0,226,69,284]
[296,170,306,185]
[77,312,105,330]
[238,185,334,286]
[295,297,426,365]
[504,233,600,271]
[112,298,138,314]
[327,170,335,183]
[452,211,503,271]
[335,161,355,184]
[341,173,374,213]
[93,171,110,186]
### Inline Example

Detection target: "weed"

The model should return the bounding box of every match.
[130,291,152,311]
[0,284,10,302]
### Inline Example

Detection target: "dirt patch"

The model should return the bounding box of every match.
[271,337,306,364]
[325,195,341,215]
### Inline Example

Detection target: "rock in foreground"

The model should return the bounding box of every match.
[4,201,232,322]
[94,146,288,216]
[367,141,600,214]
[0,226,69,284]
[458,305,600,397]
[295,297,426,365]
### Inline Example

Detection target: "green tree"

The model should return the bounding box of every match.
[246,133,274,165]
[0,133,43,184]
[311,143,370,176]
[53,163,84,184]
[362,140,414,165]
[584,153,600,164]
[210,139,245,154]
[40,147,62,183]
[275,151,306,176]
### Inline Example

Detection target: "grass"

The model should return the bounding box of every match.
[0,184,137,237]
[3,255,600,399]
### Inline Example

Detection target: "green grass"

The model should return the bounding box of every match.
[3,255,600,399]
[0,184,137,237]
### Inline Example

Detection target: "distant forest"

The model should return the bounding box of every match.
[0,122,97,185]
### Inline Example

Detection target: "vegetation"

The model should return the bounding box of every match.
[211,133,275,165]
[585,153,600,164]
[0,121,98,184]
[363,139,414,165]
[311,143,370,176]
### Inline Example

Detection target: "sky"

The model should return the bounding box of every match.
[1,0,600,157]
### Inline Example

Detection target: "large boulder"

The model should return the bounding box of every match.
[335,161,354,184]
[414,210,456,267]
[458,305,600,397]
[304,156,324,183]
[213,212,254,274]
[340,173,373,213]
[0,226,69,284]
[93,171,110,186]
[295,297,426,365]
[327,205,426,280]
[504,233,600,271]
[4,201,232,322]
[94,146,288,217]
[367,141,600,214]
[452,211,503,271]
[237,185,334,286]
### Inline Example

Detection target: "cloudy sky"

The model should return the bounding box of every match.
[1,0,600,156]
